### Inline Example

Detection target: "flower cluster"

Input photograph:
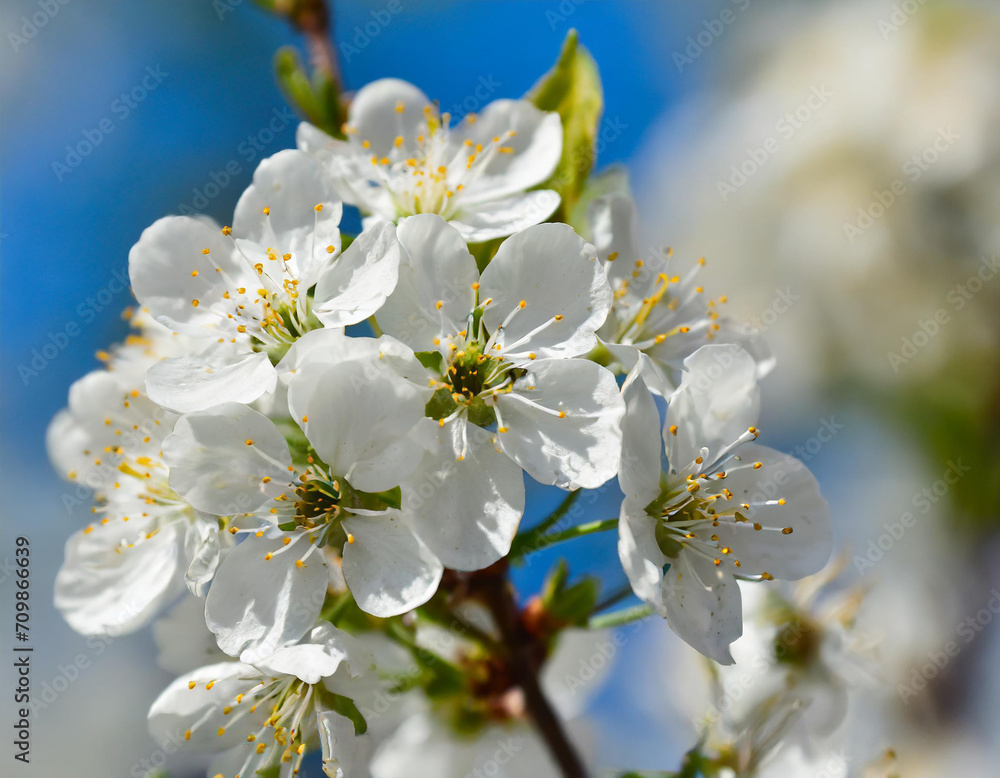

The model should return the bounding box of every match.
[50,67,832,778]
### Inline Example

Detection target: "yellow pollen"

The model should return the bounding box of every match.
[519,299,527,309]
[191,299,200,307]
[263,207,270,215]
[753,462,763,470]
[347,533,355,544]
[184,729,191,741]
[245,439,254,446]
[781,527,794,535]
[264,552,273,561]
[216,728,225,737]
[326,245,335,254]
[669,425,678,435]
[301,415,309,423]
[314,203,323,212]
[188,681,197,690]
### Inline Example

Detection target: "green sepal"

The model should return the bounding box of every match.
[425,386,459,420]
[316,687,368,736]
[415,350,444,374]
[274,46,345,139]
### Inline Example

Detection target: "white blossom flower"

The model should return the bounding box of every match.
[48,365,225,636]
[587,193,772,396]
[617,344,832,663]
[297,78,563,242]
[129,149,401,413]
[162,336,441,660]
[376,214,624,523]
[148,623,374,778]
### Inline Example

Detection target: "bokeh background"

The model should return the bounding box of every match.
[2,0,998,775]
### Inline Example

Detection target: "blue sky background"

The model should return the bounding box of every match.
[0,1,824,775]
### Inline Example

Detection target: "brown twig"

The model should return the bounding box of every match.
[476,562,589,778]
[291,0,341,89]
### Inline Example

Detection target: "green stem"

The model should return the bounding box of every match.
[517,518,618,559]
[588,603,654,630]
[509,491,582,557]
[593,583,635,613]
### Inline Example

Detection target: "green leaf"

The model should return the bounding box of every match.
[541,559,601,627]
[528,30,604,221]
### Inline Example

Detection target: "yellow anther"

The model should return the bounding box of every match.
[245,439,254,446]
[263,207,270,215]
[347,533,355,544]
[188,681,197,690]
[326,245,335,254]
[264,552,273,561]
[669,425,678,435]
[314,203,323,212]
[753,462,762,470]
[781,527,794,535]
[191,299,200,307]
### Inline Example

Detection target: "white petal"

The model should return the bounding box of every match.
[148,660,261,750]
[710,444,832,580]
[317,708,373,778]
[660,554,743,665]
[294,359,428,493]
[313,220,401,328]
[279,329,429,389]
[377,215,478,354]
[146,350,276,413]
[255,643,346,685]
[456,100,562,202]
[402,418,524,570]
[666,344,760,469]
[480,224,611,361]
[55,520,184,636]
[128,215,246,335]
[205,535,328,662]
[495,359,624,489]
[233,149,342,287]
[588,193,639,268]
[341,513,442,617]
[184,519,231,596]
[617,497,668,612]
[164,403,291,516]
[619,366,663,506]
[347,78,431,156]
[450,190,560,243]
